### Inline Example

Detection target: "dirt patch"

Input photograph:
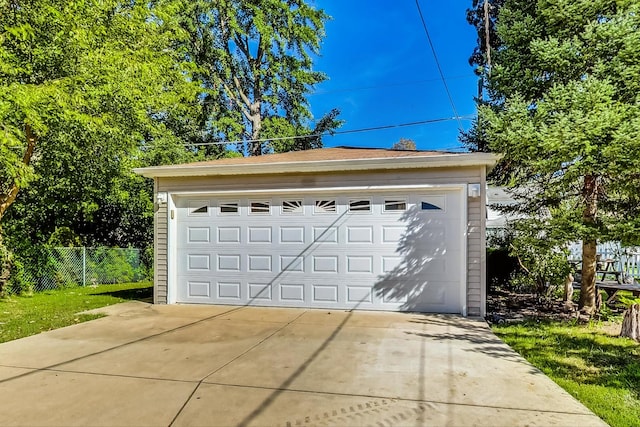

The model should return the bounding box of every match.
[486,288,626,327]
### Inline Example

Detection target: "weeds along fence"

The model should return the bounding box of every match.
[10,247,150,294]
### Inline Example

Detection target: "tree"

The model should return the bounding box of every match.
[176,0,341,156]
[391,138,417,151]
[0,0,196,291]
[620,303,640,342]
[467,0,640,313]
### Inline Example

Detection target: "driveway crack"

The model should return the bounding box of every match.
[168,310,308,427]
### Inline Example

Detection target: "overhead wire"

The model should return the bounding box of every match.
[181,115,474,147]
[414,0,464,132]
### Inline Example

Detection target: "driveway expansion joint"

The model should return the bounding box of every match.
[169,309,310,427]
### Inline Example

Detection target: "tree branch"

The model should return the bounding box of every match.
[0,123,36,220]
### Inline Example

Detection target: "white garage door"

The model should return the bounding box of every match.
[173,190,465,313]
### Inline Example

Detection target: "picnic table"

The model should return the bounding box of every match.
[569,258,626,283]
[596,282,640,304]
[597,258,624,282]
[569,258,640,304]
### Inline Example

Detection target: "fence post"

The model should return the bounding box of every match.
[82,246,86,287]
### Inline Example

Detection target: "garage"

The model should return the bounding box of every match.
[135,147,496,316]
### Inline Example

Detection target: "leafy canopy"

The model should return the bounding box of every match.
[0,0,198,292]
[175,0,341,155]
[468,0,640,310]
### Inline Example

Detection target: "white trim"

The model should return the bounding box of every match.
[167,194,178,304]
[167,183,466,198]
[134,153,499,178]
[460,186,468,316]
[479,168,488,317]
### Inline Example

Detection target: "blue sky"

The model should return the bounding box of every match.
[309,1,479,151]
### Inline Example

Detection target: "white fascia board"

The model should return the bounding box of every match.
[166,183,467,198]
[133,153,499,178]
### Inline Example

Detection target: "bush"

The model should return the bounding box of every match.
[487,246,519,291]
[487,228,571,297]
[6,258,33,295]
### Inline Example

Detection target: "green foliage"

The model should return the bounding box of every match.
[391,138,417,151]
[5,257,32,296]
[488,229,570,296]
[0,234,10,294]
[618,294,640,308]
[175,0,342,155]
[0,0,200,271]
[494,320,640,427]
[88,247,135,284]
[467,0,640,310]
[508,232,571,296]
[47,227,81,247]
[0,281,152,343]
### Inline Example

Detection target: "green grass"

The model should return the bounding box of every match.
[0,282,152,343]
[494,320,640,427]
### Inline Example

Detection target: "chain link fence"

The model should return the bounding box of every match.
[5,247,150,295]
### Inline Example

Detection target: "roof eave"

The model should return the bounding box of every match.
[133,153,499,179]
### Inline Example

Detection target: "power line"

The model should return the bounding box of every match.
[414,0,464,132]
[181,115,473,147]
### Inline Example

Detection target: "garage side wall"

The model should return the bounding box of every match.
[154,167,487,315]
[467,196,482,317]
[154,179,168,304]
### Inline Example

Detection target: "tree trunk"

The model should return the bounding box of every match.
[579,174,598,314]
[580,239,598,313]
[0,123,37,293]
[620,304,640,342]
[249,102,262,156]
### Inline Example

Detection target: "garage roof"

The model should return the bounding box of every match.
[134,146,498,178]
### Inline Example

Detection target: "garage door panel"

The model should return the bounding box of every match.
[346,226,374,243]
[280,255,304,272]
[187,281,211,298]
[187,254,211,271]
[280,283,305,302]
[312,256,339,273]
[214,282,240,300]
[248,283,272,300]
[346,256,374,273]
[247,255,272,272]
[346,286,373,304]
[217,227,241,243]
[312,284,339,303]
[312,226,338,243]
[175,191,464,313]
[187,227,210,243]
[280,227,305,243]
[248,227,272,243]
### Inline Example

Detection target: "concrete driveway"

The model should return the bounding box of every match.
[0,303,605,427]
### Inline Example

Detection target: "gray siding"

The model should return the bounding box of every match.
[155,178,168,304]
[153,166,487,314]
[467,199,482,316]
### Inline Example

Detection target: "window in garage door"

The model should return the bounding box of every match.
[282,200,303,214]
[314,200,336,214]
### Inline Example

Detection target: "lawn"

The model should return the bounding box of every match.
[0,282,152,343]
[494,320,640,427]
